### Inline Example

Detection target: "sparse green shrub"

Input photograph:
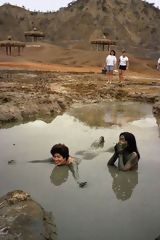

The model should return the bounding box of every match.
[78,5,84,10]
[30,11,38,15]
[151,27,156,34]
[141,6,148,15]
[102,6,107,11]
[19,16,25,21]
[133,9,140,17]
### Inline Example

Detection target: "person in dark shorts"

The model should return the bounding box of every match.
[105,50,117,84]
[157,57,160,71]
[118,50,129,83]
[107,132,140,171]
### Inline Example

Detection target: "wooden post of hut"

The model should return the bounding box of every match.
[18,46,20,56]
[90,38,116,52]
[9,45,11,55]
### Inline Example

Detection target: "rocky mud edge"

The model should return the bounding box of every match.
[0,70,160,128]
[0,190,57,240]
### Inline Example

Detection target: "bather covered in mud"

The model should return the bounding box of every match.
[107,132,140,171]
[29,143,87,188]
[28,144,76,165]
[75,136,105,160]
[50,143,87,187]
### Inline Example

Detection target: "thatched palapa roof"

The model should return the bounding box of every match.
[0,40,25,47]
[24,30,45,38]
[90,38,116,45]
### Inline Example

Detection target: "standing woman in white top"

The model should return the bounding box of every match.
[118,50,129,82]
[157,58,160,71]
[105,50,117,84]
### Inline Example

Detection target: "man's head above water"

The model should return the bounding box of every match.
[50,143,69,166]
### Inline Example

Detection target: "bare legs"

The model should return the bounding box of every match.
[119,69,125,83]
[106,71,113,84]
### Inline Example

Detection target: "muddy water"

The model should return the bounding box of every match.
[0,101,160,240]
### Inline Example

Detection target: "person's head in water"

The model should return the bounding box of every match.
[119,132,140,159]
[99,136,105,143]
[50,143,69,166]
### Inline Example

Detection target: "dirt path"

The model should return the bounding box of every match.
[0,61,99,73]
[0,61,160,78]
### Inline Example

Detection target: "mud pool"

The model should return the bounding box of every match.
[0,101,160,240]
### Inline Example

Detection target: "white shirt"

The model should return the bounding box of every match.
[158,58,160,64]
[106,55,117,66]
[119,55,129,66]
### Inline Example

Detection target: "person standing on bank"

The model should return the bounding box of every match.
[157,57,160,71]
[118,50,129,83]
[105,50,117,84]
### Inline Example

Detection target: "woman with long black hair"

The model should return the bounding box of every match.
[107,132,140,171]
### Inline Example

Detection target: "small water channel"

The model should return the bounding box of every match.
[0,101,160,240]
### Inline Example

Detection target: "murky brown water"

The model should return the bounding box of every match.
[0,101,160,240]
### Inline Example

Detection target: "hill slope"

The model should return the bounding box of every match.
[0,0,160,54]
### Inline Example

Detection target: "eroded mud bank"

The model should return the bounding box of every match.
[0,70,160,127]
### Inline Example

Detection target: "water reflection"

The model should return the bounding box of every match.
[69,102,152,128]
[50,165,69,186]
[75,150,98,160]
[155,116,160,137]
[0,117,56,129]
[108,166,138,201]
[130,117,157,128]
[50,161,87,188]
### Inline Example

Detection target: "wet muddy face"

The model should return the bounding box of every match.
[118,135,128,150]
[52,153,67,166]
[119,135,127,144]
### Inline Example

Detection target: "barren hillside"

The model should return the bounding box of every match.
[0,0,160,58]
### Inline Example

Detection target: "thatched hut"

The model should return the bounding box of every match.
[90,38,116,51]
[24,28,45,42]
[0,37,25,56]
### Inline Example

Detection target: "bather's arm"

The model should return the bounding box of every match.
[107,152,118,166]
[28,158,54,164]
[69,161,80,182]
[118,152,138,171]
[69,159,87,188]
